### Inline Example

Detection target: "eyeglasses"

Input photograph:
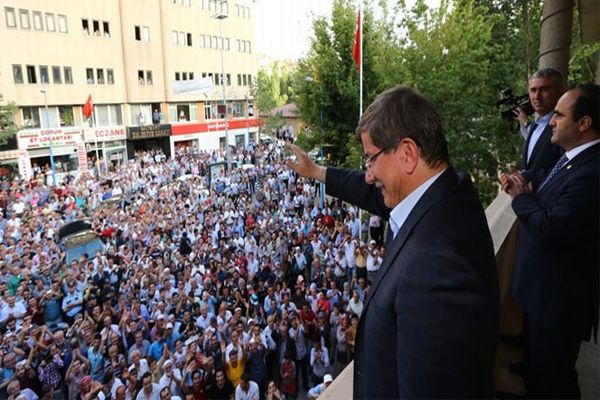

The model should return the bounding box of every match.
[363,148,387,170]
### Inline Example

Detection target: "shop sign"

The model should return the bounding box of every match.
[18,150,32,180]
[83,126,126,142]
[18,128,82,149]
[127,124,171,141]
[76,143,88,173]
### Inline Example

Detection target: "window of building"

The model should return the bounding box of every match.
[226,73,231,86]
[182,72,188,81]
[22,107,41,128]
[92,20,100,35]
[97,68,105,84]
[189,72,194,80]
[94,104,123,126]
[130,104,152,126]
[64,67,73,84]
[179,31,185,46]
[235,4,240,17]
[5,7,16,28]
[187,33,192,46]
[229,100,243,117]
[224,38,230,50]
[59,106,74,126]
[102,21,109,37]
[199,34,205,48]
[237,74,241,86]
[214,73,220,86]
[142,26,150,41]
[146,70,153,85]
[175,72,181,81]
[236,39,241,51]
[46,13,55,31]
[204,102,212,120]
[13,65,23,84]
[19,9,30,29]
[176,104,191,121]
[242,74,247,86]
[138,70,145,85]
[212,35,218,49]
[247,74,252,86]
[26,65,37,83]
[107,69,114,84]
[134,25,141,41]
[40,66,50,85]
[82,18,89,34]
[52,66,62,83]
[58,14,67,32]
[39,106,60,128]
[33,11,42,30]
[86,68,94,84]
[202,72,207,78]
[219,1,229,15]
[171,30,178,45]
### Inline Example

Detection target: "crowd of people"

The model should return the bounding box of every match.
[0,138,384,400]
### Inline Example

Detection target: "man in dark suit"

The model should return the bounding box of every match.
[502,84,599,398]
[515,68,564,170]
[287,85,499,398]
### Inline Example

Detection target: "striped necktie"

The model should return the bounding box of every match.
[537,154,569,192]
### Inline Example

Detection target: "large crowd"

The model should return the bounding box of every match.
[0,137,385,400]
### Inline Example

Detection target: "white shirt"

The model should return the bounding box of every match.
[389,169,446,238]
[565,138,600,161]
[526,112,553,162]
[235,381,260,400]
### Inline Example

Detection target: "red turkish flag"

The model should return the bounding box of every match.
[352,10,361,69]
[83,94,93,119]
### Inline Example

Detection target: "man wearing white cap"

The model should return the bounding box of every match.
[307,374,333,399]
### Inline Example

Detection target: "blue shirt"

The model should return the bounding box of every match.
[389,169,446,238]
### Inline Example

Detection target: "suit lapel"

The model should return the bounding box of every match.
[536,143,599,196]
[362,166,460,312]
[527,125,551,168]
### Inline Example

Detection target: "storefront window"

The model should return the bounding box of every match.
[235,134,245,148]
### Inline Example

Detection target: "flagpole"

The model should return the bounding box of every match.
[359,1,363,118]
[358,0,364,242]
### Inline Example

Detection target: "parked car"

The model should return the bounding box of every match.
[58,220,105,264]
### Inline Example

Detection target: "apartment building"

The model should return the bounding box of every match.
[0,0,259,182]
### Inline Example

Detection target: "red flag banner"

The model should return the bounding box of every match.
[83,94,93,119]
[352,10,361,69]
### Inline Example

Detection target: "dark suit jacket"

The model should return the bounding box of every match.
[326,166,499,399]
[513,143,599,341]
[522,123,563,170]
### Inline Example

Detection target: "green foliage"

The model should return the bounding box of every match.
[0,94,18,146]
[253,63,289,116]
[293,0,597,206]
[264,112,285,134]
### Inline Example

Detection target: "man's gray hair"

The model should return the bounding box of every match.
[530,68,564,86]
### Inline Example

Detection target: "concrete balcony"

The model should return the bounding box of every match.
[320,192,599,399]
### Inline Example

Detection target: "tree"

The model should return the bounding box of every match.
[0,94,18,147]
[253,63,288,117]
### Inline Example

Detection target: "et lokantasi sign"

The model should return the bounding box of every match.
[18,127,82,149]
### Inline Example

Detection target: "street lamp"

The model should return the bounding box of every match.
[305,76,325,209]
[40,88,56,186]
[213,1,231,171]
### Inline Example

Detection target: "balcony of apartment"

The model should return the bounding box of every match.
[319,191,599,399]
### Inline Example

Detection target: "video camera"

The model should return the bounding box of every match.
[496,88,534,124]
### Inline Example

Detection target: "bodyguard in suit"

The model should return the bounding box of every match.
[515,68,564,171]
[287,85,499,398]
[502,84,600,398]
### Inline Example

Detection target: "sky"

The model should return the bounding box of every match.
[255,0,334,61]
[254,0,440,62]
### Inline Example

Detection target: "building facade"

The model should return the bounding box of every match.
[0,0,259,182]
